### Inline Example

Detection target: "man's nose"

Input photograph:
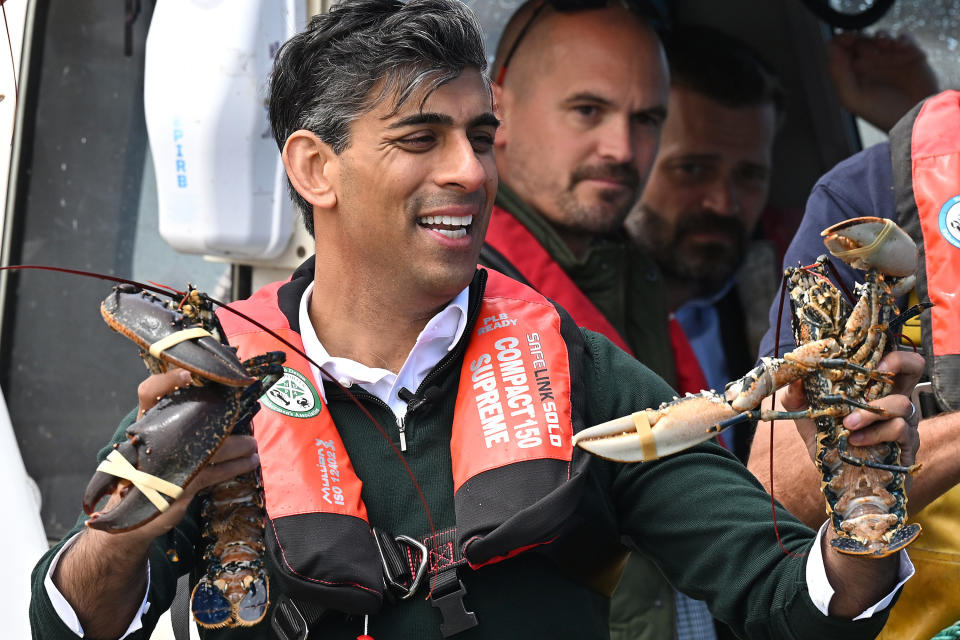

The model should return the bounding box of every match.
[437,136,489,192]
[596,117,635,164]
[701,180,740,217]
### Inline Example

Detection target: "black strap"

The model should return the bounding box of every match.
[170,573,192,640]
[271,592,331,640]
[478,244,533,287]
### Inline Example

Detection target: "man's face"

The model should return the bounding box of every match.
[495,8,669,251]
[328,69,499,305]
[630,86,776,292]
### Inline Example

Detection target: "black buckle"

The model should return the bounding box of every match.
[373,527,428,601]
[429,571,478,637]
[270,593,309,640]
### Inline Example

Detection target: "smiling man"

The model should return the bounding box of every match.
[31,2,922,639]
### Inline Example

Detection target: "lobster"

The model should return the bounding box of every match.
[574,216,927,558]
[80,282,285,628]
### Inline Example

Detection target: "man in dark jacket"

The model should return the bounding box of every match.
[31,2,922,639]
[624,26,784,463]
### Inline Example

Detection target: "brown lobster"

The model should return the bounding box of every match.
[574,216,927,558]
[81,283,284,627]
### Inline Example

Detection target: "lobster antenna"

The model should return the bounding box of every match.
[0,264,187,299]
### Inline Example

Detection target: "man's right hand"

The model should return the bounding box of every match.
[51,370,261,639]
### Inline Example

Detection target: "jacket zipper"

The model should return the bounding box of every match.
[326,270,488,454]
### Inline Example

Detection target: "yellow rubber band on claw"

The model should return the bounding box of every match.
[96,450,184,513]
[824,218,895,262]
[148,326,212,359]
[632,411,658,461]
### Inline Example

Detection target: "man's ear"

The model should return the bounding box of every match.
[492,82,508,148]
[282,129,338,210]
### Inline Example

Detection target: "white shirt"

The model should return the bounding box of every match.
[44,281,911,637]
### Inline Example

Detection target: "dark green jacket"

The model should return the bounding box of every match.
[488,185,676,387]
[31,267,891,640]
[485,185,679,638]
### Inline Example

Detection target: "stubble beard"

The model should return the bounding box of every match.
[633,204,747,295]
[549,163,640,236]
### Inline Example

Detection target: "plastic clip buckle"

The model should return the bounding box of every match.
[429,573,478,637]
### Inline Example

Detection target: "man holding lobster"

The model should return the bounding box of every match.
[31,1,924,639]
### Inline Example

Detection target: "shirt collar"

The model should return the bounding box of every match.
[296,281,470,401]
[675,276,738,312]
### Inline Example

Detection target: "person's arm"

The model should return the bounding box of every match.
[45,369,260,639]
[828,31,939,132]
[584,332,907,638]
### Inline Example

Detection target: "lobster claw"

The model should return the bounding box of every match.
[573,392,748,463]
[821,216,918,277]
[101,284,256,386]
[82,354,284,532]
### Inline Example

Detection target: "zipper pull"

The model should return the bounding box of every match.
[398,416,408,452]
[357,614,373,639]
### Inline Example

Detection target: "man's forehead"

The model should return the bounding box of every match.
[665,89,775,153]
[373,69,493,123]
[506,6,664,90]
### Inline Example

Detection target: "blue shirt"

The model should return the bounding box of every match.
[757,142,896,361]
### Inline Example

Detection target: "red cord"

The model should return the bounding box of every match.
[0,264,438,540]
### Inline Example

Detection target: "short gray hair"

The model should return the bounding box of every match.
[269,0,488,235]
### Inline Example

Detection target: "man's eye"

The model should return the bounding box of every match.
[470,133,495,153]
[678,163,704,178]
[737,166,770,188]
[572,105,600,118]
[632,112,663,128]
[398,134,436,149]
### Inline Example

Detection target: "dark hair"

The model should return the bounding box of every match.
[269,0,488,235]
[665,25,785,124]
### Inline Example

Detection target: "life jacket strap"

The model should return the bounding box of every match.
[373,527,428,602]
[270,592,318,640]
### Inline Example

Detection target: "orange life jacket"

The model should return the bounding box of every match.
[881,89,960,640]
[891,89,960,413]
[483,205,709,395]
[217,269,590,615]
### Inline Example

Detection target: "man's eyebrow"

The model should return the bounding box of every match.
[470,113,501,129]
[636,104,667,122]
[386,111,500,130]
[671,153,719,163]
[387,112,453,129]
[564,91,614,107]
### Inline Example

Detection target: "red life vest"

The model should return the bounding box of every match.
[217,269,590,614]
[890,90,960,412]
[484,205,709,395]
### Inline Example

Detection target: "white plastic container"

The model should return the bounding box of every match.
[144,0,304,260]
